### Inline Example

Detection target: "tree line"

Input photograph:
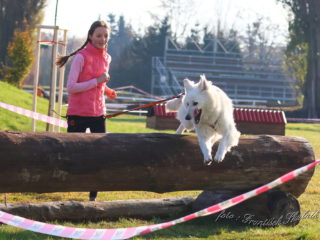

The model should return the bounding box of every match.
[0,0,46,87]
[277,0,320,117]
[24,14,285,94]
[0,0,319,118]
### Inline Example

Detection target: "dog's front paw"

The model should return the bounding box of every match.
[214,152,225,163]
[203,156,213,166]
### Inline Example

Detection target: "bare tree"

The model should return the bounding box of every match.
[152,0,196,38]
[241,17,286,61]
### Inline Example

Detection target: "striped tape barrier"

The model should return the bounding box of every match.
[0,102,67,128]
[0,160,319,240]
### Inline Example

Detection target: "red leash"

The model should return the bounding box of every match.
[104,93,184,119]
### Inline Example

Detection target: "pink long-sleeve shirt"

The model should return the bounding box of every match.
[67,54,99,94]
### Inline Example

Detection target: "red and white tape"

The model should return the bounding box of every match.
[0,102,67,128]
[0,160,319,240]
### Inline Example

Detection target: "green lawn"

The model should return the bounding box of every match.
[0,81,319,239]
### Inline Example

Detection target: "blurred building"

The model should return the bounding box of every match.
[151,37,297,107]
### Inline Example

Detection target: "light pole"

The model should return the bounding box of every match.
[54,0,59,26]
[46,0,60,131]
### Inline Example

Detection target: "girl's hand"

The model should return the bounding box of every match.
[105,87,117,99]
[97,72,110,83]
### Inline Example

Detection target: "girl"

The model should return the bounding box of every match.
[56,20,116,201]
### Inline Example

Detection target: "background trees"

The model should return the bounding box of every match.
[0,0,46,87]
[278,0,320,117]
[1,24,34,87]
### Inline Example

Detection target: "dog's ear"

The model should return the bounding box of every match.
[199,75,209,91]
[183,78,194,92]
[200,74,206,81]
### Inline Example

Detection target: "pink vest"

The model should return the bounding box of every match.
[67,43,111,116]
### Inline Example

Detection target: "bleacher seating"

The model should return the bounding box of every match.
[151,37,297,106]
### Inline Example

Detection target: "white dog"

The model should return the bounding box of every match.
[166,75,240,165]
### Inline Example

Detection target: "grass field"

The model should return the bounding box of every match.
[0,81,319,239]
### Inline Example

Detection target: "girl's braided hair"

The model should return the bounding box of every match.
[56,20,110,68]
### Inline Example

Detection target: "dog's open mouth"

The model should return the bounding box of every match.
[194,108,202,124]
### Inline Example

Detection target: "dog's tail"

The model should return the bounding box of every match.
[165,97,182,112]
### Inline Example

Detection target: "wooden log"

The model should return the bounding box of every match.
[0,197,194,221]
[0,131,315,196]
[192,190,300,227]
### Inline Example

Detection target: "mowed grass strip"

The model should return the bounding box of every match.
[0,81,320,239]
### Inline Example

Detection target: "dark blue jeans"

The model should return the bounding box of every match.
[67,115,106,200]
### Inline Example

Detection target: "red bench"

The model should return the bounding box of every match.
[146,104,287,135]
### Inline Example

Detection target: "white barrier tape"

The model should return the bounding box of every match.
[0,160,319,240]
[0,102,67,128]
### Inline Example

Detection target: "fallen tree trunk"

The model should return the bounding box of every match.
[193,190,301,227]
[0,191,300,226]
[0,197,194,221]
[0,131,315,197]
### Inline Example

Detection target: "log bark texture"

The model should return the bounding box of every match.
[0,197,194,221]
[0,131,315,197]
